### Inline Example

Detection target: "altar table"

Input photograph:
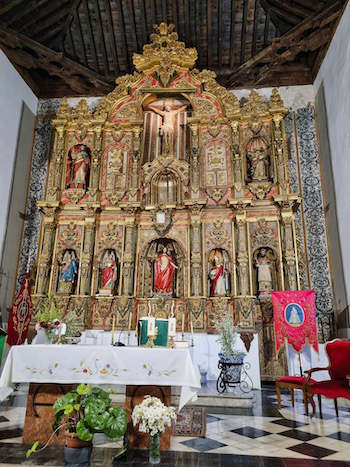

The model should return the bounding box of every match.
[0,345,200,410]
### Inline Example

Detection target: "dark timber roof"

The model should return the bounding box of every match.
[0,0,346,97]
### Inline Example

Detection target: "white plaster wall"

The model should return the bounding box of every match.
[0,51,38,260]
[233,84,315,111]
[314,3,350,309]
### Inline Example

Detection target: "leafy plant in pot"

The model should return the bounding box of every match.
[214,312,246,388]
[26,383,128,466]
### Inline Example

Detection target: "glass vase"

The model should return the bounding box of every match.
[149,432,161,464]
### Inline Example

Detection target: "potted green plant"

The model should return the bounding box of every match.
[214,312,246,390]
[26,383,128,466]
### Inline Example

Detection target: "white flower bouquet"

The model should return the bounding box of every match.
[131,396,176,436]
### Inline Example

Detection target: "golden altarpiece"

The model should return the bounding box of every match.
[33,24,304,380]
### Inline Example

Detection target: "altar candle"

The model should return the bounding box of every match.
[128,311,132,331]
[181,313,185,333]
[168,317,176,337]
[147,317,156,336]
[190,322,194,339]
[112,315,115,345]
[148,301,152,316]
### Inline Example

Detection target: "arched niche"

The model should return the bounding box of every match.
[65,144,91,191]
[56,249,79,295]
[253,247,279,296]
[207,248,231,297]
[151,169,179,206]
[97,249,119,296]
[142,94,192,163]
[139,238,185,298]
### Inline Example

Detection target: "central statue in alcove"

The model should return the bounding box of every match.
[144,98,188,158]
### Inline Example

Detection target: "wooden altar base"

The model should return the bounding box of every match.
[23,383,75,445]
[125,385,171,450]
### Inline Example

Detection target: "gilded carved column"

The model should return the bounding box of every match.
[189,122,200,199]
[80,217,95,295]
[281,210,298,290]
[122,210,136,296]
[236,211,249,296]
[129,125,143,201]
[90,125,103,199]
[270,90,289,195]
[230,120,243,198]
[49,99,70,201]
[189,205,203,296]
[36,209,57,294]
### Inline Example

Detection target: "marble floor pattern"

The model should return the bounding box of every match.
[0,384,350,465]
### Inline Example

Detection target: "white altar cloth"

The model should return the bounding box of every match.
[0,345,200,410]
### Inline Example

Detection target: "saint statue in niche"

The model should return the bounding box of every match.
[208,249,230,297]
[153,247,178,296]
[57,250,78,294]
[66,144,91,190]
[255,247,274,293]
[246,136,269,181]
[148,100,187,155]
[99,250,117,295]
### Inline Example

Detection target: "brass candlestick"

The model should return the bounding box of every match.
[167,335,176,348]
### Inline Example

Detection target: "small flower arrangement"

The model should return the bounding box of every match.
[132,396,176,436]
[214,311,241,356]
[35,296,66,343]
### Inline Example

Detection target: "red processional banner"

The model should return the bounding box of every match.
[7,273,33,346]
[272,290,318,354]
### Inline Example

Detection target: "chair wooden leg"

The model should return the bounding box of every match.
[318,394,323,418]
[291,388,295,407]
[276,383,281,409]
[334,398,339,417]
[303,387,309,416]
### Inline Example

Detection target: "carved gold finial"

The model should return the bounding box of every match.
[133,23,197,85]
[241,90,268,116]
[56,97,71,119]
[269,88,287,115]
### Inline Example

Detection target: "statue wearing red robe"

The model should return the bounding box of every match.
[66,144,90,189]
[101,253,117,290]
[153,249,177,294]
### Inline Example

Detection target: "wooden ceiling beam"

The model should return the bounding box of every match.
[252,0,259,57]
[91,0,109,74]
[0,0,25,17]
[225,1,342,86]
[1,0,48,27]
[0,24,112,95]
[81,0,99,72]
[229,0,237,68]
[267,6,300,25]
[102,0,119,71]
[206,0,213,67]
[240,0,248,65]
[21,1,70,33]
[51,0,82,51]
[268,0,311,19]
[31,7,71,39]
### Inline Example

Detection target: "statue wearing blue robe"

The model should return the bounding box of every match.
[61,257,78,282]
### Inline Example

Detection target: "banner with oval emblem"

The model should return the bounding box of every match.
[272,290,318,354]
[7,273,33,346]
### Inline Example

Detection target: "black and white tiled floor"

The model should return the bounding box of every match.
[1,384,350,465]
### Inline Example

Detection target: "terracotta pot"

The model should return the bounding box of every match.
[65,433,92,449]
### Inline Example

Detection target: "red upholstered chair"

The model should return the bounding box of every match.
[276,376,316,416]
[305,339,350,418]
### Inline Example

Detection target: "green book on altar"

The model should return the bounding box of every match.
[138,318,168,347]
